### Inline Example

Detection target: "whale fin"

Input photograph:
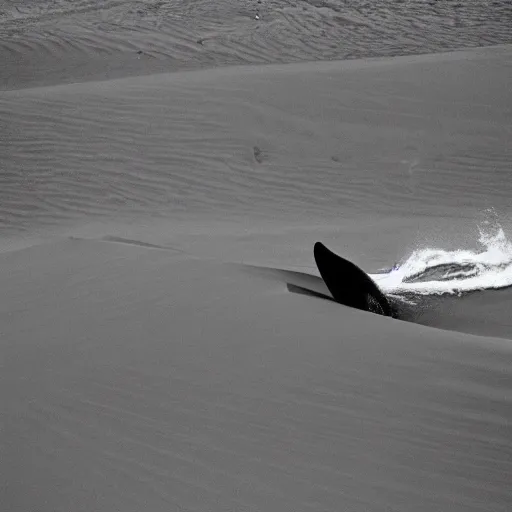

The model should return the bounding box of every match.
[314,242,393,317]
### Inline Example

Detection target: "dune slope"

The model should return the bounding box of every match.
[1,238,511,511]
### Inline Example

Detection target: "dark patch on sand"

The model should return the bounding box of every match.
[253,145,265,163]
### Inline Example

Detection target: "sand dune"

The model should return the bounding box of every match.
[1,8,512,509]
[1,0,512,89]
[2,237,512,511]
[1,46,511,241]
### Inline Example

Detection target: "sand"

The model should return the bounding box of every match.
[2,0,512,90]
[2,237,511,511]
[1,2,512,510]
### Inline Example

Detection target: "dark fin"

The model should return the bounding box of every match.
[313,242,392,317]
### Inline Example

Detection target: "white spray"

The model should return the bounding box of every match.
[371,217,512,297]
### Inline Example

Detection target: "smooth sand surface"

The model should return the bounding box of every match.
[1,13,512,511]
[2,238,511,511]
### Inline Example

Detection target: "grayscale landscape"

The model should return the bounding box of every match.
[1,1,511,510]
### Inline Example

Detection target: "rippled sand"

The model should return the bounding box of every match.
[1,0,512,89]
[2,47,511,238]
[1,2,512,511]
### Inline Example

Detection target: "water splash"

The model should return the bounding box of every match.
[372,220,512,297]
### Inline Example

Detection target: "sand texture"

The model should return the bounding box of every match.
[1,2,512,511]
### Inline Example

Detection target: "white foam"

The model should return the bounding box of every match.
[372,222,512,296]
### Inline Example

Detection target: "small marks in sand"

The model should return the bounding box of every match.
[253,146,265,164]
